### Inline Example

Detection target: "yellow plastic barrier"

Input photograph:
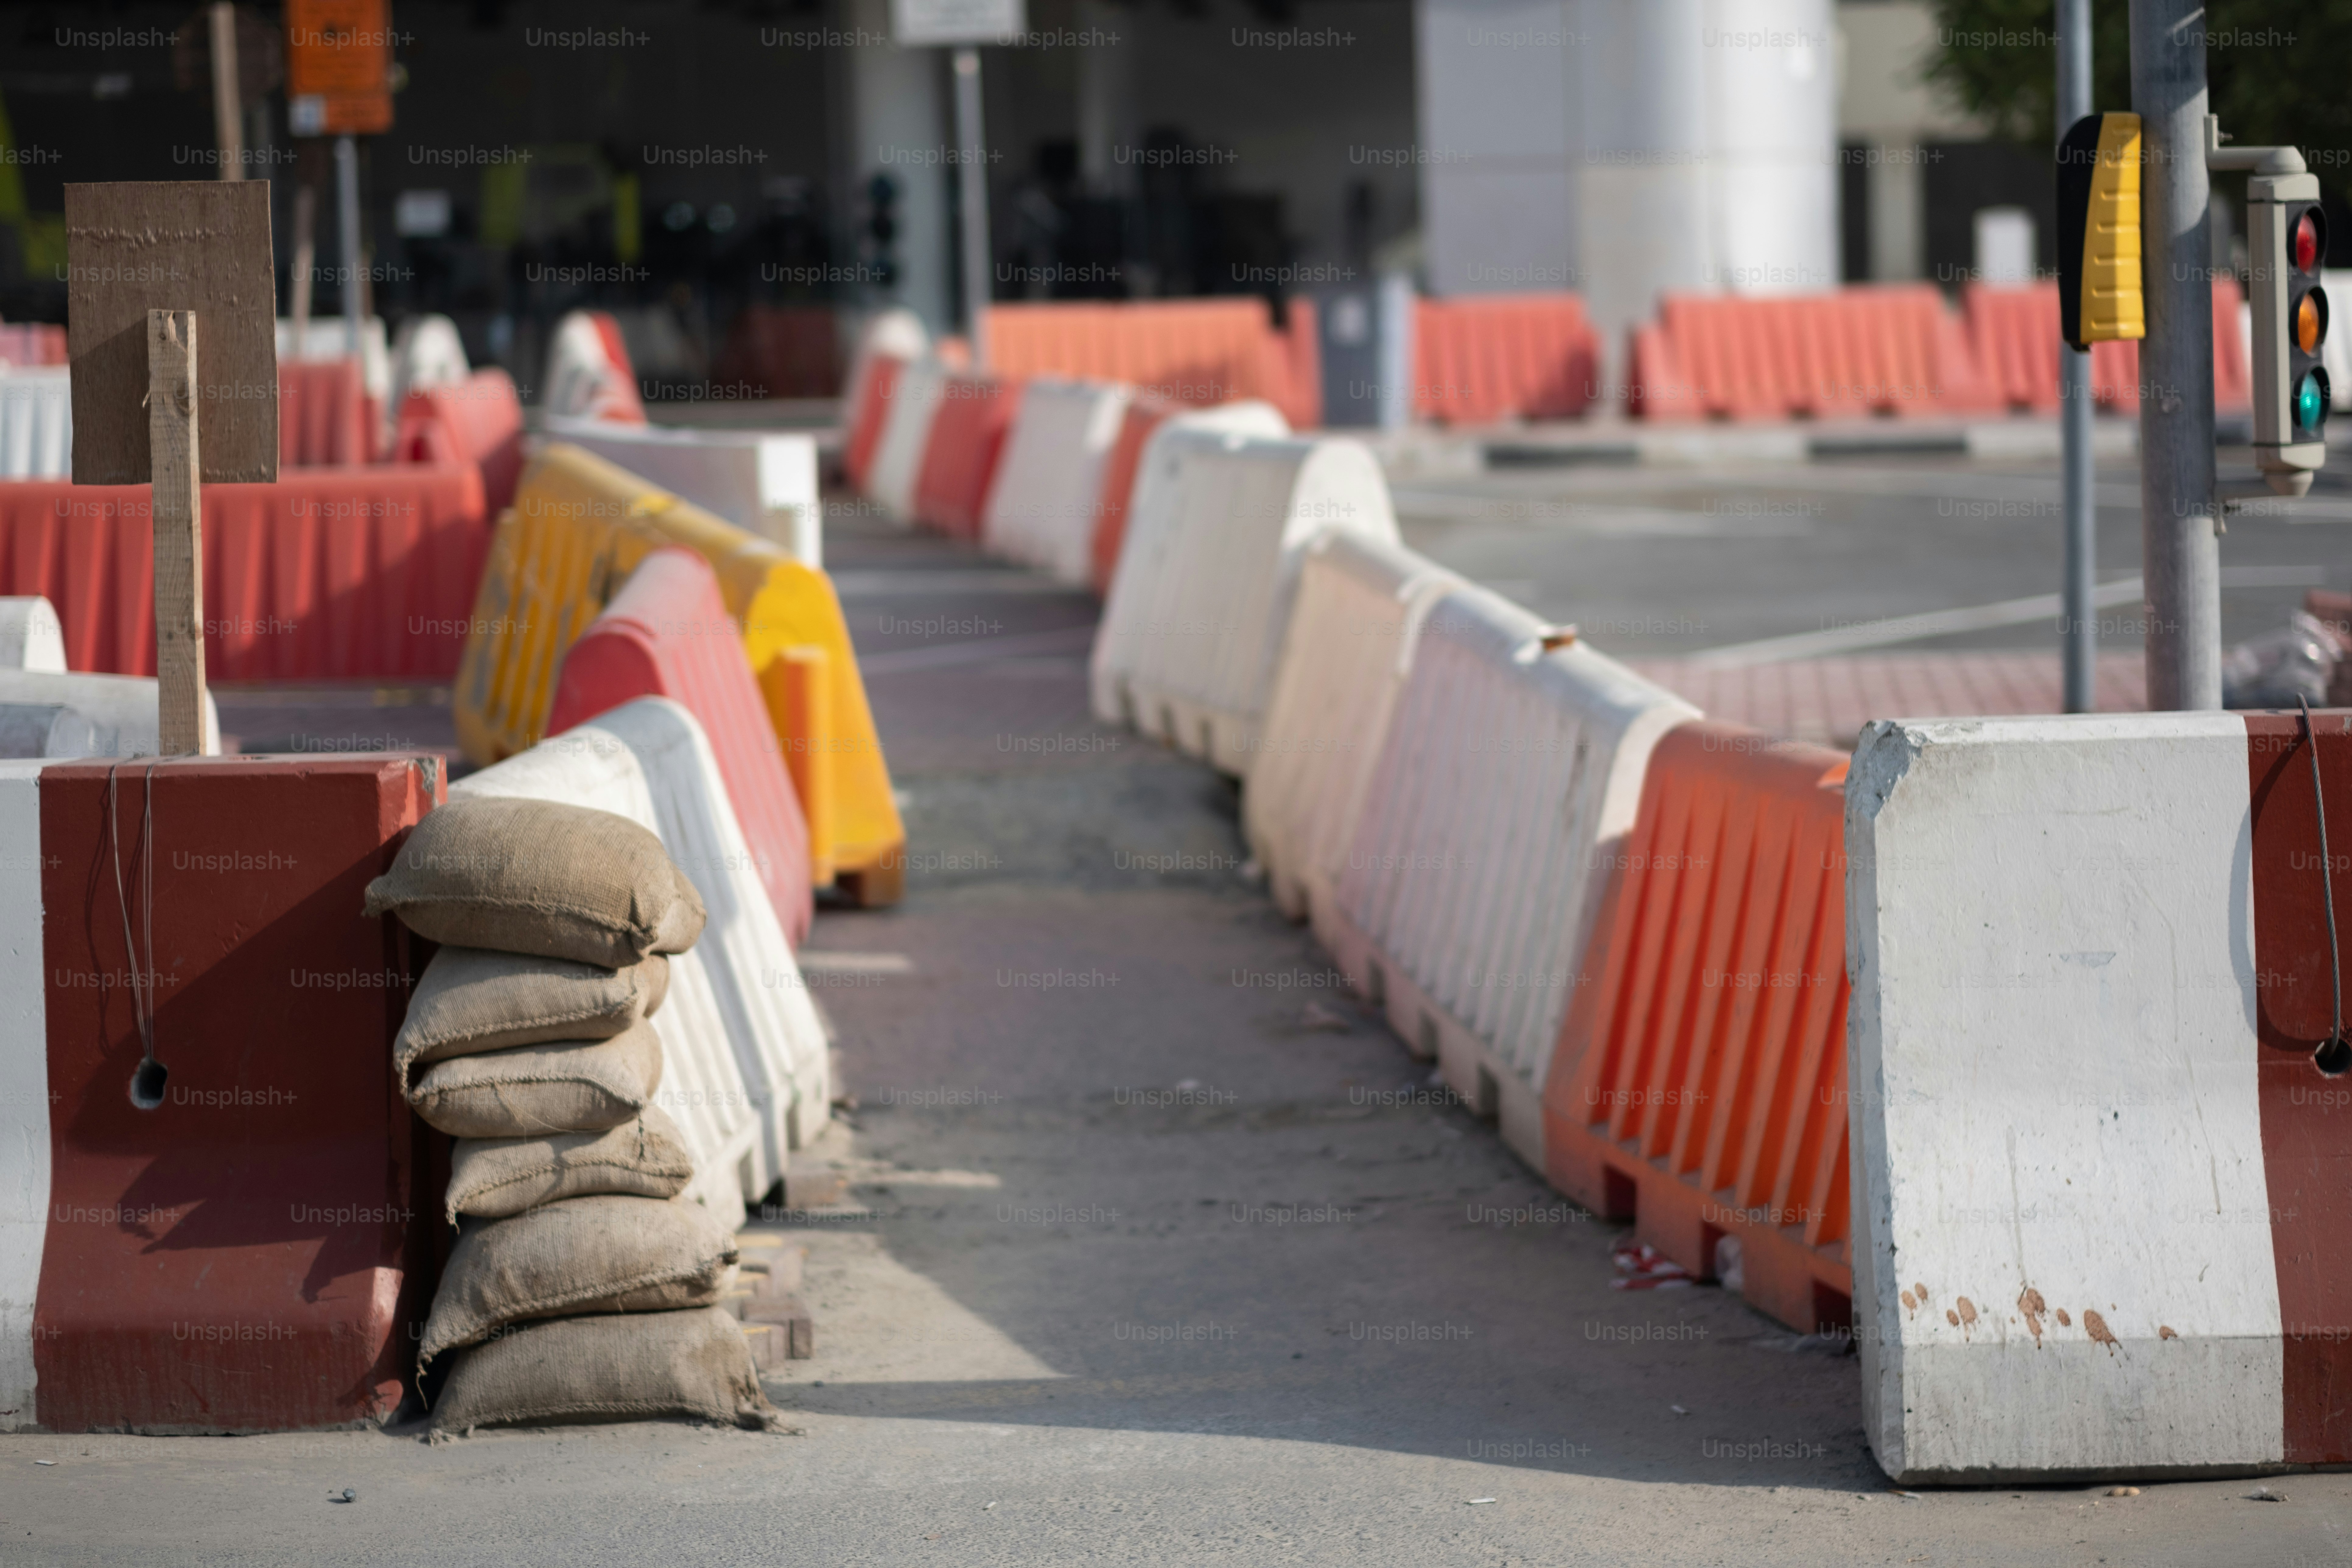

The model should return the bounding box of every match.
[454,443,905,904]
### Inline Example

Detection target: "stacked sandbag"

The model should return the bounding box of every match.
[365,796,776,1433]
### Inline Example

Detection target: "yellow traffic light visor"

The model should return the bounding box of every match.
[2057,112,2146,350]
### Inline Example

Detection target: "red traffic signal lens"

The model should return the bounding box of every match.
[2299,288,2330,354]
[2295,208,2327,272]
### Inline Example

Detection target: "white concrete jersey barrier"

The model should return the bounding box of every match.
[1091,428,1396,777]
[0,367,71,480]
[1322,586,1697,1167]
[0,598,66,672]
[980,379,1130,585]
[0,672,221,759]
[0,761,46,1429]
[1846,712,2352,1482]
[842,307,928,432]
[540,415,823,567]
[544,310,642,423]
[1244,530,1461,924]
[388,313,471,442]
[863,359,948,519]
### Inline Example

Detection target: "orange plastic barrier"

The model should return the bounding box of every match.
[1963,279,2250,414]
[911,373,1021,540]
[0,466,492,680]
[394,369,527,514]
[279,356,378,467]
[1414,293,1602,425]
[1088,394,1181,597]
[1542,721,1854,1334]
[714,304,842,399]
[1282,296,1322,430]
[1631,285,2000,422]
[983,299,1314,427]
[843,354,905,494]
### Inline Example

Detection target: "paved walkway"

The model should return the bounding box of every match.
[13,519,2343,1566]
[1629,653,2147,748]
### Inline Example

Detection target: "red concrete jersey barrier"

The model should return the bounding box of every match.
[546,547,815,947]
[912,373,1022,540]
[1414,294,1601,425]
[1543,721,1854,1335]
[1089,395,1181,597]
[393,369,526,515]
[2,754,441,1433]
[0,466,493,680]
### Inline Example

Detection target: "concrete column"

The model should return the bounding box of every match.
[845,0,951,335]
[1414,0,1580,297]
[1701,0,1838,294]
[1577,0,1712,363]
[1075,0,1133,197]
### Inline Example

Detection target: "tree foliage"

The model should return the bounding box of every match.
[1923,0,2352,202]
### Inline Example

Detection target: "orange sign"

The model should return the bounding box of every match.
[285,0,394,136]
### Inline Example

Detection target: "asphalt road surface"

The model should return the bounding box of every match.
[12,457,2351,1565]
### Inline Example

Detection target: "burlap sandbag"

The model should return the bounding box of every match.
[408,1021,664,1138]
[429,1306,776,1434]
[445,1107,697,1222]
[420,1193,739,1367]
[395,947,670,1094]
[363,797,706,966]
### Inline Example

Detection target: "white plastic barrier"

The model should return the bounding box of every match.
[842,307,928,438]
[540,415,822,567]
[0,598,66,673]
[863,359,948,520]
[0,761,45,1430]
[1323,585,1696,1164]
[277,314,392,405]
[388,313,471,444]
[544,310,644,423]
[448,723,738,1231]
[0,672,222,759]
[1846,712,2334,1482]
[1091,428,1397,777]
[1243,531,1461,923]
[980,379,1130,585]
[0,368,71,480]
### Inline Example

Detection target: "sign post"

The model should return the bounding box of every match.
[65,181,278,757]
[891,0,1025,367]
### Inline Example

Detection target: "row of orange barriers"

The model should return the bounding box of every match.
[1965,278,2251,414]
[983,299,1320,429]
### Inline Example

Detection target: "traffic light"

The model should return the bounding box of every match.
[2250,173,2330,485]
[2056,113,2145,352]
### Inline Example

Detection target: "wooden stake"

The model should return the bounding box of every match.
[208,4,243,181]
[147,309,209,756]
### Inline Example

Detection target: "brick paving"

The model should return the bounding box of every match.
[1627,652,2149,749]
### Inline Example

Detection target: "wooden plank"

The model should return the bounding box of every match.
[147,309,209,757]
[65,180,276,484]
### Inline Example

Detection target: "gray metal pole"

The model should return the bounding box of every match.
[334,134,362,357]
[2058,0,2095,711]
[952,47,992,368]
[2129,0,2221,711]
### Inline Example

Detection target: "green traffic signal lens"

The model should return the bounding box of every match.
[2296,369,2330,431]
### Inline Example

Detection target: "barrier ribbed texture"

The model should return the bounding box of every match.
[842,355,905,494]
[394,369,525,514]
[451,443,903,894]
[1335,586,1698,1084]
[983,379,1130,586]
[0,368,70,480]
[983,299,1315,426]
[1088,395,1180,597]
[1543,720,1853,1333]
[1962,280,2251,413]
[1244,530,1459,922]
[0,467,491,680]
[1639,286,2000,422]
[865,360,949,519]
[279,357,375,467]
[548,547,816,943]
[1414,294,1601,425]
[1092,430,1395,777]
[912,372,1021,539]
